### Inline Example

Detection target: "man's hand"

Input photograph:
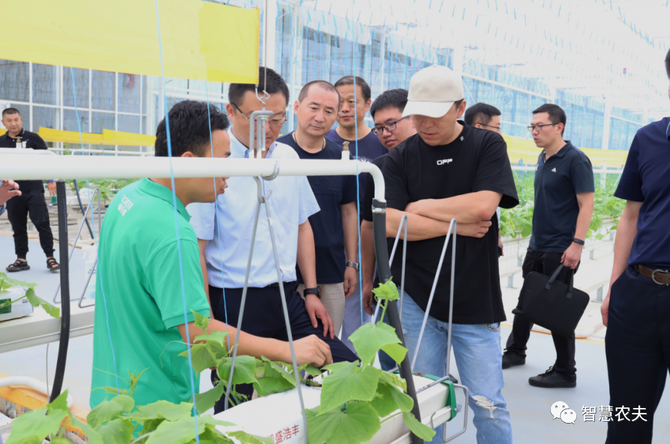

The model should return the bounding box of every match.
[404,199,428,216]
[362,280,374,316]
[456,220,492,238]
[561,243,582,269]
[290,335,333,367]
[601,290,611,327]
[343,266,358,299]
[0,180,21,206]
[47,181,57,196]
[304,294,335,339]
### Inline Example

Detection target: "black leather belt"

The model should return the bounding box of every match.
[639,265,670,286]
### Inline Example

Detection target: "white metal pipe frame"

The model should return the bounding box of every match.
[0,150,386,201]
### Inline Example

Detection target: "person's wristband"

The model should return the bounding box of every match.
[304,287,321,298]
[346,261,359,271]
[48,180,54,183]
[572,238,585,246]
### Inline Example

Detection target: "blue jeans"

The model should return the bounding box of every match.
[402,294,513,444]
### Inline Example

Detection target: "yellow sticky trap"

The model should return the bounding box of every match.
[2,0,260,84]
[103,129,155,147]
[39,127,104,145]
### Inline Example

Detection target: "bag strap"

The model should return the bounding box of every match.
[566,269,575,299]
[545,264,564,290]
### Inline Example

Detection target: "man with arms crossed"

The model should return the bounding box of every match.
[383,66,518,443]
[502,104,594,390]
[277,81,358,335]
[188,68,357,413]
[91,101,331,408]
[601,49,670,444]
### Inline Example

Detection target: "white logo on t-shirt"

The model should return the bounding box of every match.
[551,168,557,173]
[437,159,453,166]
[117,196,134,216]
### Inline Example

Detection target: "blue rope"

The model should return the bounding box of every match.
[153,1,199,440]
[69,66,120,393]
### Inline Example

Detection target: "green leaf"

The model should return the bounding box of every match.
[194,330,229,347]
[193,309,209,331]
[179,343,216,374]
[319,363,381,414]
[5,408,68,444]
[87,399,128,429]
[322,361,352,373]
[253,361,296,396]
[96,418,134,444]
[0,272,37,289]
[380,371,407,392]
[307,403,381,444]
[299,363,322,377]
[369,379,413,417]
[51,439,73,444]
[402,412,436,441]
[135,400,194,421]
[349,322,402,365]
[111,395,135,412]
[46,389,70,413]
[197,414,236,428]
[372,280,400,302]
[69,415,104,444]
[380,342,408,364]
[194,428,234,444]
[227,430,273,444]
[217,355,258,386]
[194,383,224,415]
[94,386,130,396]
[145,417,206,444]
[25,287,60,318]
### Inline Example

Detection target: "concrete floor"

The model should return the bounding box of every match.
[2,224,670,443]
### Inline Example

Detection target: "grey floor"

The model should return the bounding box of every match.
[2,233,670,443]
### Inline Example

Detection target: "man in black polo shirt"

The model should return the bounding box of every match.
[502,104,594,389]
[601,49,670,444]
[277,80,358,335]
[383,65,518,444]
[0,108,59,272]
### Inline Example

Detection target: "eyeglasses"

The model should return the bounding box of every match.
[231,102,287,127]
[527,123,558,132]
[479,123,501,131]
[372,116,409,135]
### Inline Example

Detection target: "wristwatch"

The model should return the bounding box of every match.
[304,287,321,298]
[572,238,585,246]
[346,261,360,271]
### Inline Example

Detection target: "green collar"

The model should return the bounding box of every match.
[138,178,190,222]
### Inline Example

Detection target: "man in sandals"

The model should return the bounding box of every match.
[0,108,60,272]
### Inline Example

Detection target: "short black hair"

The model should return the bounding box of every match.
[228,67,289,108]
[370,89,408,119]
[298,80,341,109]
[334,76,371,102]
[464,102,501,126]
[532,103,566,135]
[666,48,670,78]
[2,108,20,118]
[155,100,229,158]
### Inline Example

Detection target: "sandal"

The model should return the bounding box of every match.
[47,257,60,273]
[7,259,30,272]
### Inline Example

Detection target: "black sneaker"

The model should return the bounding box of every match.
[502,352,525,369]
[529,367,576,388]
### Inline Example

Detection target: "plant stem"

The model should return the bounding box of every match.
[129,432,153,444]
[0,294,27,311]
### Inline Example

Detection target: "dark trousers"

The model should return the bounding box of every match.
[209,282,358,413]
[6,188,54,259]
[605,265,670,444]
[505,247,578,376]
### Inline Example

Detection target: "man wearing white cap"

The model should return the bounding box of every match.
[380,65,518,443]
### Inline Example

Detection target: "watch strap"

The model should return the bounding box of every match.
[572,238,585,245]
[346,261,359,271]
[303,287,321,298]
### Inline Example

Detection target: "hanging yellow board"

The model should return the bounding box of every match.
[102,129,155,147]
[38,127,104,145]
[1,0,260,84]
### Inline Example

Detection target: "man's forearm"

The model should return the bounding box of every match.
[342,203,358,262]
[297,221,317,288]
[574,193,594,241]
[387,208,455,241]
[608,201,640,288]
[406,191,502,224]
[361,221,376,286]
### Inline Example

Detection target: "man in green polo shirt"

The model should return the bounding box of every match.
[91,101,332,408]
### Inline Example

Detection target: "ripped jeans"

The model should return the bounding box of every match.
[401,294,513,444]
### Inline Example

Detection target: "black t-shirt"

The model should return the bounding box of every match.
[529,141,594,253]
[0,129,49,192]
[383,123,519,324]
[278,133,357,284]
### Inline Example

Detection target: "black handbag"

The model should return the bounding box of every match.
[511,264,590,338]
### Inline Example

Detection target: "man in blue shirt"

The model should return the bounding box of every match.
[0,180,21,217]
[503,104,594,389]
[601,49,670,444]
[277,81,358,336]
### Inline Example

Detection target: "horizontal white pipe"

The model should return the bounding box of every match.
[0,152,387,202]
[0,376,73,408]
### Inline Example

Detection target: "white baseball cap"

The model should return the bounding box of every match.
[402,65,465,119]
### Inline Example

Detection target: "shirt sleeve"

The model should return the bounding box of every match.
[298,175,320,224]
[146,238,211,330]
[186,202,216,241]
[383,149,411,211]
[341,174,357,205]
[614,135,643,202]
[31,133,48,150]
[472,133,519,209]
[570,154,595,194]
[0,204,4,217]
[362,173,375,222]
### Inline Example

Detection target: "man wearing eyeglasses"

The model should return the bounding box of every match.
[503,104,594,390]
[188,68,357,413]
